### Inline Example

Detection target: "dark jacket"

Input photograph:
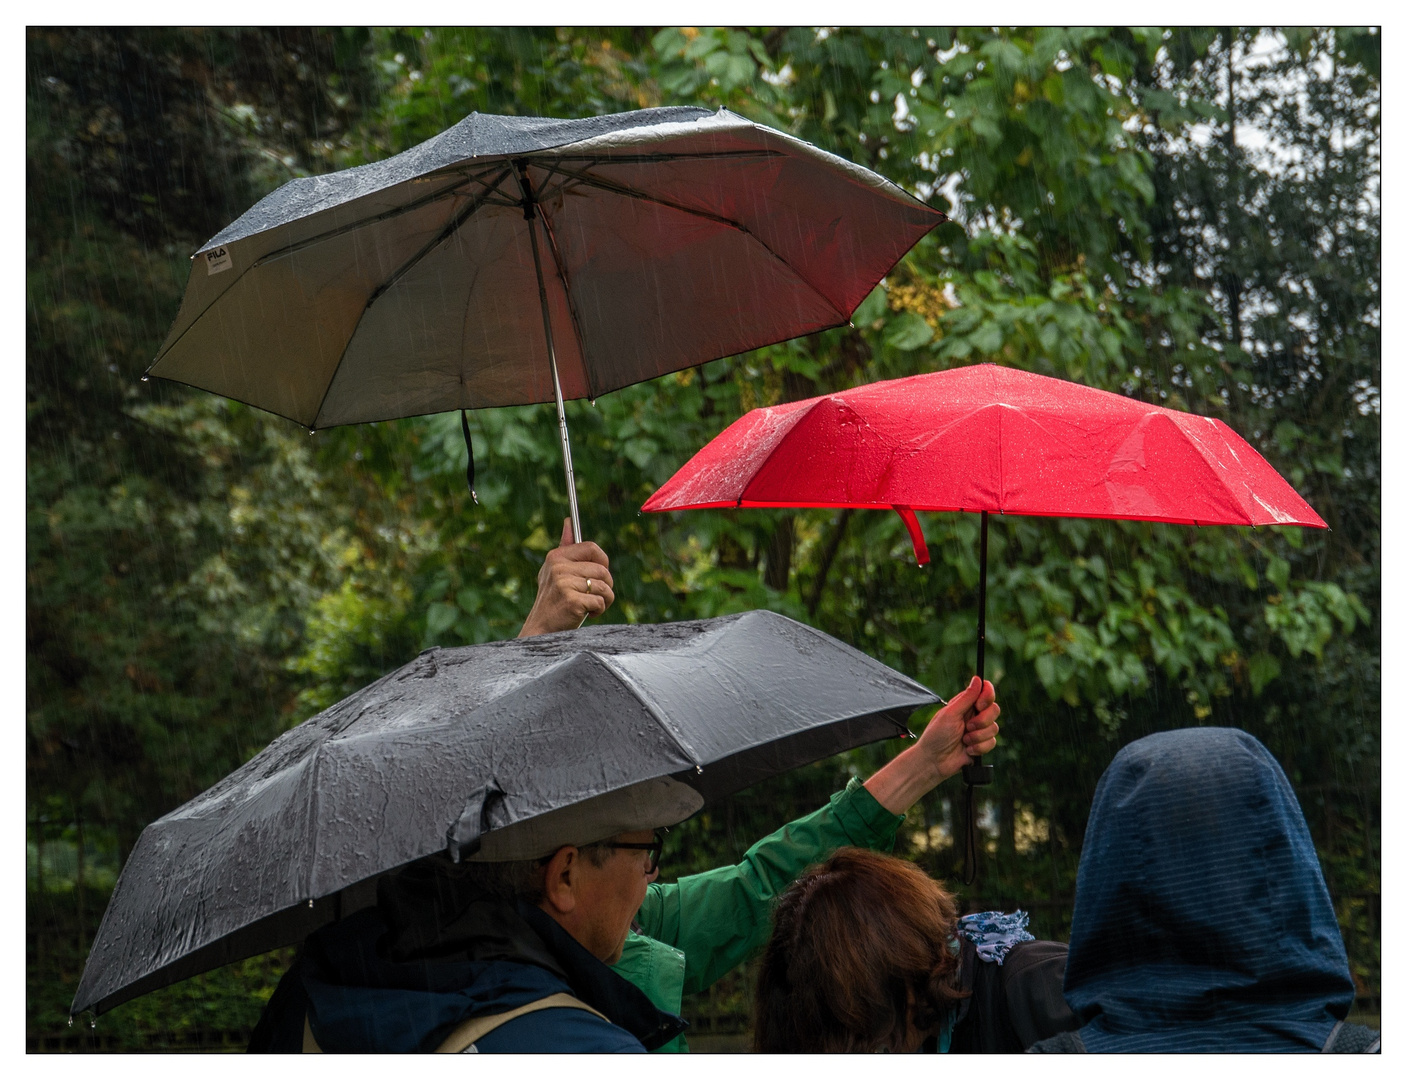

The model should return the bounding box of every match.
[949,938,1077,1052]
[248,863,686,1053]
[1044,727,1359,1053]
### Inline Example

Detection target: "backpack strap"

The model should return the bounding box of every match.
[1321,1020,1381,1053]
[435,993,610,1053]
[299,993,608,1054]
[1025,1030,1086,1053]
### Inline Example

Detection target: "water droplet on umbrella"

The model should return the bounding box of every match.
[140,375,149,382]
[308,898,314,908]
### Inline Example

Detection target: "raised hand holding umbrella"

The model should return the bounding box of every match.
[519,519,616,636]
[643,362,1328,883]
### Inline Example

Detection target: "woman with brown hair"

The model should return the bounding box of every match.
[753,849,1074,1053]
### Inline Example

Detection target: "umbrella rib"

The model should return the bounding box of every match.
[735,399,826,506]
[362,167,515,308]
[247,170,496,269]
[533,163,851,323]
[592,654,705,768]
[146,168,507,390]
[225,158,777,270]
[535,200,598,403]
[300,744,326,904]
[309,166,513,428]
[1165,417,1264,525]
[545,150,784,164]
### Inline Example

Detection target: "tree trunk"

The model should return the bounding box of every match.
[807,509,853,615]
[763,515,794,591]
[1222,27,1243,350]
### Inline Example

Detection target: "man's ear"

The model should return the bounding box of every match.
[540,845,578,915]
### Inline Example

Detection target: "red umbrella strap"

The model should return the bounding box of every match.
[893,506,930,565]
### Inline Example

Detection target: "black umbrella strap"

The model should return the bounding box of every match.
[962,780,979,886]
[460,409,479,505]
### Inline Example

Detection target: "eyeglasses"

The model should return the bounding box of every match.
[602,830,666,874]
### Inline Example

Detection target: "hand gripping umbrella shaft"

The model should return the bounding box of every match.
[518,162,582,544]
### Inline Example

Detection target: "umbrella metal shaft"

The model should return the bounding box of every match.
[522,185,583,545]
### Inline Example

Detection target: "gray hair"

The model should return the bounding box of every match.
[442,841,615,905]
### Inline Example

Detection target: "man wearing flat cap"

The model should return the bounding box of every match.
[249,526,999,1052]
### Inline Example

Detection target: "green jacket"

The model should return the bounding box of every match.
[613,778,904,1052]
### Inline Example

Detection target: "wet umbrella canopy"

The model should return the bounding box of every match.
[144,105,944,539]
[72,611,938,1017]
[641,363,1327,534]
[643,363,1328,880]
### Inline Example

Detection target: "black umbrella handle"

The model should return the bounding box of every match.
[963,511,994,784]
[961,511,993,885]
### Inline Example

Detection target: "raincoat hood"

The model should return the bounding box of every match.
[1063,727,1354,1052]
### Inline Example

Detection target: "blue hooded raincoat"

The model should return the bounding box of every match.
[1057,727,1356,1052]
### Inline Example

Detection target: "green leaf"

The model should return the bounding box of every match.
[426,602,458,636]
[1247,652,1281,696]
[1034,652,1059,694]
[1267,556,1290,592]
[853,285,889,327]
[884,311,935,350]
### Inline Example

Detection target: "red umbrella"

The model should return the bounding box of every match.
[643,362,1326,879]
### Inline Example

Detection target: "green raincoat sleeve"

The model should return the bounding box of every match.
[633,777,904,996]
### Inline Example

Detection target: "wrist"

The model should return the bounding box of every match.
[896,743,948,790]
[864,745,946,816]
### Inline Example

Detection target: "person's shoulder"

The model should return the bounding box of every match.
[997,938,1069,989]
[1004,939,1067,964]
[995,940,1079,1047]
[469,1006,648,1053]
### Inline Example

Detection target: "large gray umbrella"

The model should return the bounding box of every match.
[72,611,938,1017]
[145,106,944,539]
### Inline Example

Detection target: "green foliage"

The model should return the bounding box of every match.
[28,25,1377,1046]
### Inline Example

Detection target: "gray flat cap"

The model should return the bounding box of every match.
[468,776,703,862]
